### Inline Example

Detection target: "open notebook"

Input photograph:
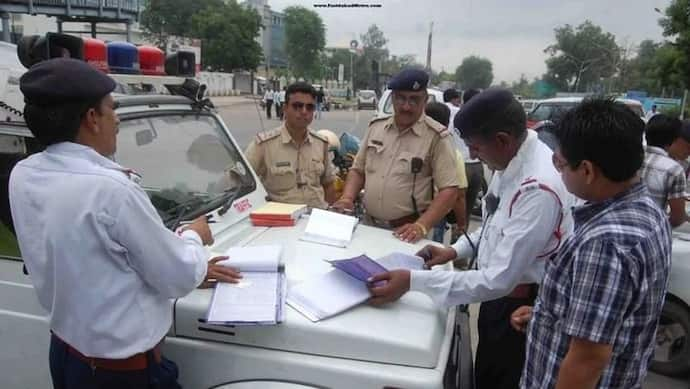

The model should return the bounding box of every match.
[300,208,359,247]
[287,252,425,322]
[206,245,286,326]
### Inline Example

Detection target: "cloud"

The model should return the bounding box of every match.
[269,0,667,82]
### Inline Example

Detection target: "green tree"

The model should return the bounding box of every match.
[284,6,326,79]
[455,56,493,89]
[190,1,262,71]
[140,0,223,48]
[544,20,620,92]
[659,0,690,89]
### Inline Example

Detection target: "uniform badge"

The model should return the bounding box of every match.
[276,161,291,167]
[412,81,420,90]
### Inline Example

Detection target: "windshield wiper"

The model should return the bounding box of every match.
[217,182,252,216]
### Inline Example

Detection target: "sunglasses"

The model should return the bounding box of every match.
[290,102,316,112]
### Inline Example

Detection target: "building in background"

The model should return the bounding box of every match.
[242,0,287,77]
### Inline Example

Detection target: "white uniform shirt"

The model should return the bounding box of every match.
[410,130,574,306]
[9,142,208,358]
[278,90,286,104]
[445,102,479,163]
[264,90,274,101]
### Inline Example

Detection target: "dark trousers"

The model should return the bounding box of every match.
[276,103,283,120]
[49,334,182,389]
[475,294,535,389]
[265,99,273,119]
[465,162,484,229]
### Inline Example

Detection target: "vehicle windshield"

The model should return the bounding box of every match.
[527,103,578,122]
[359,91,376,99]
[114,112,254,225]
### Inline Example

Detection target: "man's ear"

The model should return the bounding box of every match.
[494,132,512,149]
[82,107,99,133]
[581,160,597,185]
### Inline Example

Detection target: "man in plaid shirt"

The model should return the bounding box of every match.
[514,99,671,389]
[640,114,687,226]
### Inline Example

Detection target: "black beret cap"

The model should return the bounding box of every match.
[20,58,116,104]
[454,88,517,135]
[388,68,428,91]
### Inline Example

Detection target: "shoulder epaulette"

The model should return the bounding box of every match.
[424,116,450,138]
[368,115,391,126]
[309,130,329,144]
[255,128,281,144]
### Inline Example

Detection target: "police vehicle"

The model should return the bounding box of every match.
[0,34,473,388]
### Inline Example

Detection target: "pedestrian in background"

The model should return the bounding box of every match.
[425,101,468,243]
[263,87,274,119]
[315,86,325,120]
[640,114,688,227]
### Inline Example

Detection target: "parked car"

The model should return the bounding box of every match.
[650,223,690,377]
[357,89,378,110]
[0,71,473,389]
[520,99,540,114]
[527,97,646,129]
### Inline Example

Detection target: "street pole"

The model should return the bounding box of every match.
[681,89,688,119]
[350,51,354,98]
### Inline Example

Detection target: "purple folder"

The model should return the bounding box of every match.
[328,255,388,283]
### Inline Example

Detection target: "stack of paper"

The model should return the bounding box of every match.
[287,252,426,322]
[206,245,286,325]
[250,202,307,227]
[300,208,359,247]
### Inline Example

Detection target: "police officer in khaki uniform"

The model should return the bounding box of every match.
[332,69,459,243]
[246,82,337,209]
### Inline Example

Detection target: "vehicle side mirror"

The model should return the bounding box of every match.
[135,130,154,146]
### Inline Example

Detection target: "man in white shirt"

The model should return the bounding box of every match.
[11,58,240,389]
[368,88,573,389]
[263,87,274,119]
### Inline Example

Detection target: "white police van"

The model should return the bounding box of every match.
[0,38,473,389]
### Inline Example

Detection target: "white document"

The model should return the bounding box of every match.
[300,209,359,248]
[220,245,283,272]
[287,269,370,322]
[376,252,426,271]
[206,245,285,325]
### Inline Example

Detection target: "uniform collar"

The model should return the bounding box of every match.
[498,129,538,182]
[385,114,425,137]
[46,142,124,171]
[572,182,646,227]
[280,123,312,145]
[645,145,668,157]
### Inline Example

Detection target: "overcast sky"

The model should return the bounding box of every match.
[269,0,670,83]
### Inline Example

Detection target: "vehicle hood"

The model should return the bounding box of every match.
[173,216,450,368]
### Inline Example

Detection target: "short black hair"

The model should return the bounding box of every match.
[554,98,644,182]
[462,88,480,104]
[425,102,451,127]
[23,97,103,146]
[459,99,526,139]
[285,82,316,104]
[645,114,682,148]
[443,88,460,103]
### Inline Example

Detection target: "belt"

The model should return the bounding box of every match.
[368,211,424,229]
[52,333,162,371]
[507,283,538,299]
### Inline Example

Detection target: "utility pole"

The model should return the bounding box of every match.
[425,21,433,72]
